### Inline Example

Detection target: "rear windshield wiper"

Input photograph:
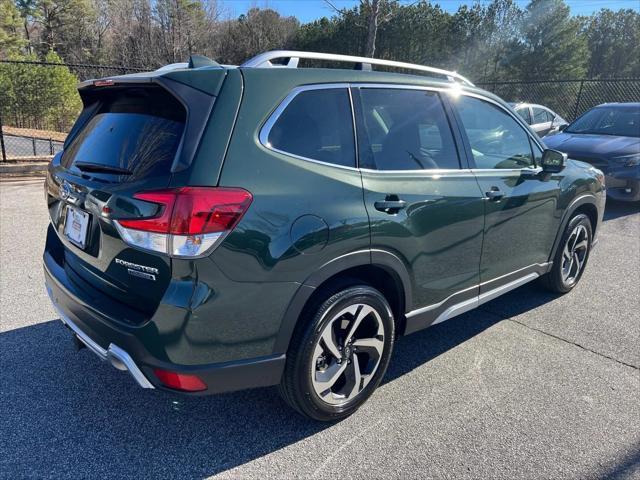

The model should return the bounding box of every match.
[74,161,132,175]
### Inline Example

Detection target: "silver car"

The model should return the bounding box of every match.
[510,103,569,137]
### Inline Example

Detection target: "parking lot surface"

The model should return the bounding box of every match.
[1,178,638,479]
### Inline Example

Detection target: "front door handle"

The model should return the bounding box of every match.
[374,198,407,214]
[485,188,504,201]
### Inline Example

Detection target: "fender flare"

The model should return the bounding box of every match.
[272,249,412,354]
[548,193,598,262]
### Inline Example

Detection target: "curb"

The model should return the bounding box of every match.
[0,162,48,175]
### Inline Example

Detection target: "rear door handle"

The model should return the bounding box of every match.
[374,199,407,213]
[485,188,504,201]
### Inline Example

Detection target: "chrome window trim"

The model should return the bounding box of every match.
[258,82,546,173]
[360,167,475,177]
[470,166,543,176]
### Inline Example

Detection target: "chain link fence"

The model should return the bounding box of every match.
[477,78,640,122]
[0,60,145,162]
[1,60,640,162]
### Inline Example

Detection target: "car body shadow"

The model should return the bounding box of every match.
[0,320,327,477]
[1,304,520,477]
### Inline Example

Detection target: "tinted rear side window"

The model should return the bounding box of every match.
[266,88,355,167]
[356,89,460,170]
[62,87,185,181]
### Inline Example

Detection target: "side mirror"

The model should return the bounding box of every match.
[558,124,567,132]
[541,149,567,173]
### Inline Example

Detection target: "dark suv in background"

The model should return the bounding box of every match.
[544,103,640,202]
[44,51,606,421]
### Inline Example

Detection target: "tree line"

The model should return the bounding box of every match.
[1,0,639,82]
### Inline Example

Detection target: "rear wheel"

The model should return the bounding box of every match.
[279,285,395,421]
[541,213,592,293]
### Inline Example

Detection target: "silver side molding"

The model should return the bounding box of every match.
[241,50,474,86]
[407,267,546,327]
[430,272,539,325]
[46,284,155,389]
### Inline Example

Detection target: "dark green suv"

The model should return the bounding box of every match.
[44,51,606,421]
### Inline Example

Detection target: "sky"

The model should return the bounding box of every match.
[223,0,640,22]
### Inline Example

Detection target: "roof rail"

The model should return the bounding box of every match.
[240,50,474,86]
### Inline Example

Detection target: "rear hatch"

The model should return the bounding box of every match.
[45,68,227,323]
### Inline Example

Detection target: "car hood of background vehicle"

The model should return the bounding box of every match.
[544,132,640,158]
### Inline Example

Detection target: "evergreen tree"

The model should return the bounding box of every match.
[586,9,640,78]
[509,0,588,80]
[0,0,26,56]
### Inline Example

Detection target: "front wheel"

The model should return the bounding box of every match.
[279,285,395,421]
[541,213,593,293]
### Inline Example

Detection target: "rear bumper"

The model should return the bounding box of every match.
[44,260,286,395]
[47,283,155,389]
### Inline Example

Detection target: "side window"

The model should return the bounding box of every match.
[532,107,552,124]
[266,88,355,167]
[516,107,532,125]
[356,88,460,170]
[454,96,534,169]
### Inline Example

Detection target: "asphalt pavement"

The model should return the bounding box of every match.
[1,178,638,479]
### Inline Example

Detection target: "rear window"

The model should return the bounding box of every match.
[62,87,185,181]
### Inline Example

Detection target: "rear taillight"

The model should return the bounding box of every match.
[114,187,252,258]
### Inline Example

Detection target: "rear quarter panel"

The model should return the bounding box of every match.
[212,69,371,284]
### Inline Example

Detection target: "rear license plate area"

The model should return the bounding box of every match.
[63,206,90,249]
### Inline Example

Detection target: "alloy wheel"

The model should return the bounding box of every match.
[561,224,589,285]
[311,303,385,405]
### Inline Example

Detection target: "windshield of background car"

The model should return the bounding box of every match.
[565,106,640,137]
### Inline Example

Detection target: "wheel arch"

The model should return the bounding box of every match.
[549,194,599,262]
[273,249,412,354]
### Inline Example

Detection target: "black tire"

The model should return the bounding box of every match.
[279,285,395,422]
[540,213,593,293]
